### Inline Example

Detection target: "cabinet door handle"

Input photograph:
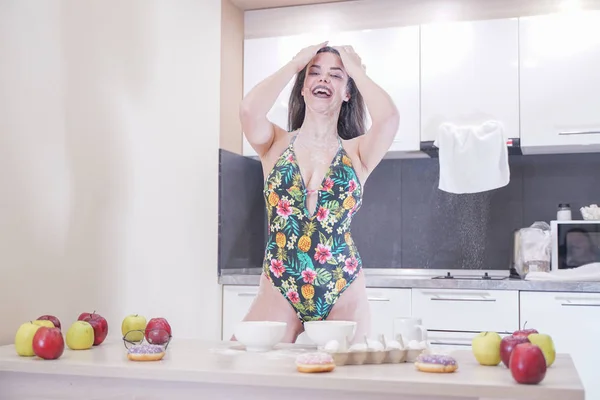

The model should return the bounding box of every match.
[561,302,600,307]
[368,297,390,302]
[430,297,496,302]
[237,292,257,297]
[558,130,600,135]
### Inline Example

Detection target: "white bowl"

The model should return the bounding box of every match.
[581,204,600,220]
[303,321,357,348]
[234,321,287,352]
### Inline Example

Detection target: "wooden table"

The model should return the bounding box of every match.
[0,339,585,400]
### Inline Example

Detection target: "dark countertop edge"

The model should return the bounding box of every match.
[218,269,600,293]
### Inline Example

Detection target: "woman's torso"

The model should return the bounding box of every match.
[261,132,365,320]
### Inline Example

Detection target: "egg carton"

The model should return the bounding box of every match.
[324,334,427,366]
[328,348,426,366]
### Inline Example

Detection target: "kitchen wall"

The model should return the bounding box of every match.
[0,0,222,345]
[219,150,600,272]
[221,0,244,154]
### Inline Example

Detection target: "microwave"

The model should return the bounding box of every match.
[551,220,600,271]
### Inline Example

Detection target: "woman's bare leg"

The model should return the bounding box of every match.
[325,270,371,344]
[231,273,303,343]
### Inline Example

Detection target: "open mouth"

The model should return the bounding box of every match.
[312,85,332,98]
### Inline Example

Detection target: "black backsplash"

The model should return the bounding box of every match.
[219,149,600,271]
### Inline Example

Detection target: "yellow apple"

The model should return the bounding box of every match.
[33,320,55,328]
[66,321,95,350]
[14,322,42,356]
[528,333,556,367]
[121,314,147,342]
[472,331,502,366]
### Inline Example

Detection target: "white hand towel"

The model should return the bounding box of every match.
[434,120,510,194]
[525,263,600,281]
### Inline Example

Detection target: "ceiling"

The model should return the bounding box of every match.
[230,0,348,11]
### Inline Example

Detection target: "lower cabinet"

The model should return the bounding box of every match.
[221,285,411,341]
[221,285,259,341]
[520,291,600,400]
[366,288,412,339]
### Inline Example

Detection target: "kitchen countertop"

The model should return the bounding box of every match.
[0,339,584,400]
[219,268,600,292]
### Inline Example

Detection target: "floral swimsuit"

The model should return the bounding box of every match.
[262,134,363,323]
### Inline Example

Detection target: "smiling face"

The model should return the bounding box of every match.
[301,52,350,115]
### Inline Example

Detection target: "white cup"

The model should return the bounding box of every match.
[393,317,428,343]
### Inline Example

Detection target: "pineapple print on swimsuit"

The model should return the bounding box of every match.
[262,135,363,323]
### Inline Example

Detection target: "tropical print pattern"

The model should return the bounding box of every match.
[262,135,364,323]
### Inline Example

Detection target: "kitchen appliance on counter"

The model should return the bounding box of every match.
[510,222,553,278]
[551,220,600,271]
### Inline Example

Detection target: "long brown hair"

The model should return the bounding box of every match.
[287,46,367,140]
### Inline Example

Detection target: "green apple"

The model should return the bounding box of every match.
[121,314,147,341]
[33,320,55,328]
[14,322,42,356]
[472,331,503,366]
[66,321,95,350]
[528,333,556,367]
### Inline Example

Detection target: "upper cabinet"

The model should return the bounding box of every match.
[242,26,421,157]
[241,10,600,158]
[519,10,600,155]
[420,18,520,143]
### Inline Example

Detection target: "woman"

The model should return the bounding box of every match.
[238,41,400,343]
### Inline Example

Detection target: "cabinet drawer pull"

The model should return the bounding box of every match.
[237,292,257,297]
[430,341,471,347]
[561,302,600,307]
[430,297,496,302]
[368,297,390,302]
[558,130,600,135]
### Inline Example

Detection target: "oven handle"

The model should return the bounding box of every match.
[561,302,600,307]
[558,130,600,135]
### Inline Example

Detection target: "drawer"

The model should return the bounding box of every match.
[412,288,519,333]
[427,330,512,355]
[221,285,260,340]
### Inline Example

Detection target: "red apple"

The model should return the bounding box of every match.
[78,311,108,346]
[513,321,538,338]
[37,315,62,330]
[145,317,172,345]
[32,327,65,360]
[509,343,547,384]
[500,335,530,367]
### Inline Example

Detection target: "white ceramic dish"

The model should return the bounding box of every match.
[303,321,357,349]
[581,204,600,220]
[234,321,287,352]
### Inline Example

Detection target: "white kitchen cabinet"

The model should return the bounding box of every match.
[242,25,421,157]
[366,287,412,339]
[519,10,600,155]
[420,17,520,142]
[221,285,260,341]
[520,291,600,400]
[221,285,411,342]
[412,288,520,333]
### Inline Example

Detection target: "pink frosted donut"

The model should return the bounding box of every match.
[295,352,336,373]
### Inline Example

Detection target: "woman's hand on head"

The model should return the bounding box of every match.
[333,45,366,78]
[291,41,329,72]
